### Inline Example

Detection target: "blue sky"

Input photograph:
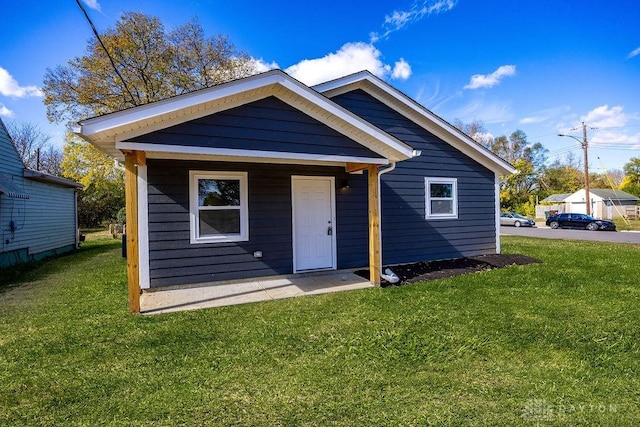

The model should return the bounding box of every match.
[2,0,639,171]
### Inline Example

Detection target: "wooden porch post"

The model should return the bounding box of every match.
[368,165,381,285]
[124,150,145,313]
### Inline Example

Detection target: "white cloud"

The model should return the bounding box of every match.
[371,0,457,42]
[251,58,279,73]
[0,67,43,98]
[627,46,640,59]
[464,65,516,90]
[520,105,571,126]
[592,129,640,145]
[0,103,14,118]
[520,116,545,124]
[471,131,494,145]
[82,0,101,11]
[391,59,412,80]
[581,105,628,128]
[447,98,514,124]
[285,42,398,86]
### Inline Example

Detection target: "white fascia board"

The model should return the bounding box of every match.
[77,71,284,138]
[76,69,414,163]
[271,77,415,161]
[316,72,516,176]
[115,141,388,166]
[313,71,371,93]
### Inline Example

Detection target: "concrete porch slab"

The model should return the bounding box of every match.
[140,271,373,314]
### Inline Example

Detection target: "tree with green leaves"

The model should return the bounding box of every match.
[43,12,256,124]
[454,123,547,213]
[61,133,124,227]
[485,130,547,170]
[620,157,640,197]
[44,12,257,226]
[538,155,584,197]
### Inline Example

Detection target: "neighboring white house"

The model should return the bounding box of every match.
[0,118,82,268]
[538,188,639,219]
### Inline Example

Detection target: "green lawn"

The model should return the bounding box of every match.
[616,218,640,231]
[1,235,639,426]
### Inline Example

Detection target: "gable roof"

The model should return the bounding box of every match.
[541,193,572,203]
[314,71,516,176]
[75,70,417,164]
[0,118,80,193]
[584,188,639,201]
[544,189,639,203]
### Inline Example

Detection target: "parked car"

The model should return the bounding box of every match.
[545,213,617,231]
[500,212,536,227]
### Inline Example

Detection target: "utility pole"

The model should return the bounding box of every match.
[581,122,591,216]
[558,123,593,216]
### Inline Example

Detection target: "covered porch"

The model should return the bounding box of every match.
[140,270,373,314]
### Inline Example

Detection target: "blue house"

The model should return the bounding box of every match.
[0,118,82,268]
[75,70,515,312]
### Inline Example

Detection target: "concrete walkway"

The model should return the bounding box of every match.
[140,271,374,314]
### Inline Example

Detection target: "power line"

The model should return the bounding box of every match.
[74,0,137,107]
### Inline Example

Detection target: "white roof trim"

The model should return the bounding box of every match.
[116,142,389,166]
[314,71,516,176]
[76,70,415,163]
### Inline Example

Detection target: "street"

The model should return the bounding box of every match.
[501,224,640,244]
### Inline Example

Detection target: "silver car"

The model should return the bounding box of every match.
[500,212,536,227]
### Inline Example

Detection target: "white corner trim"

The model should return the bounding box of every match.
[115,142,389,165]
[137,164,150,289]
[495,173,501,254]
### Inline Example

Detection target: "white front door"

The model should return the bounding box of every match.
[292,176,336,272]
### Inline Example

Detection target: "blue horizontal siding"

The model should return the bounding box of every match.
[332,89,497,265]
[146,159,368,288]
[128,96,382,160]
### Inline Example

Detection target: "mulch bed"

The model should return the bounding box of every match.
[354,254,542,287]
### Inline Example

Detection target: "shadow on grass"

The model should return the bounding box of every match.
[0,237,123,291]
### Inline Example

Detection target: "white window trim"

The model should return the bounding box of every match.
[189,171,249,244]
[425,177,458,220]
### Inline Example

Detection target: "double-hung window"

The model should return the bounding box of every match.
[189,171,248,243]
[425,177,458,219]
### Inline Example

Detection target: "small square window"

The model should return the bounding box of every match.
[190,171,248,243]
[425,177,458,219]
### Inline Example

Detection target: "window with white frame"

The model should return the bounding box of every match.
[189,171,248,243]
[425,177,458,219]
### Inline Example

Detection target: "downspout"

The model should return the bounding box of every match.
[377,150,421,284]
[377,162,399,284]
[495,172,503,254]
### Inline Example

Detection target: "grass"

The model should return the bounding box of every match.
[615,218,640,231]
[1,235,639,425]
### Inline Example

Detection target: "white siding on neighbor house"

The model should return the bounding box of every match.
[0,124,25,176]
[1,119,79,263]
[1,178,77,258]
[23,179,77,254]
